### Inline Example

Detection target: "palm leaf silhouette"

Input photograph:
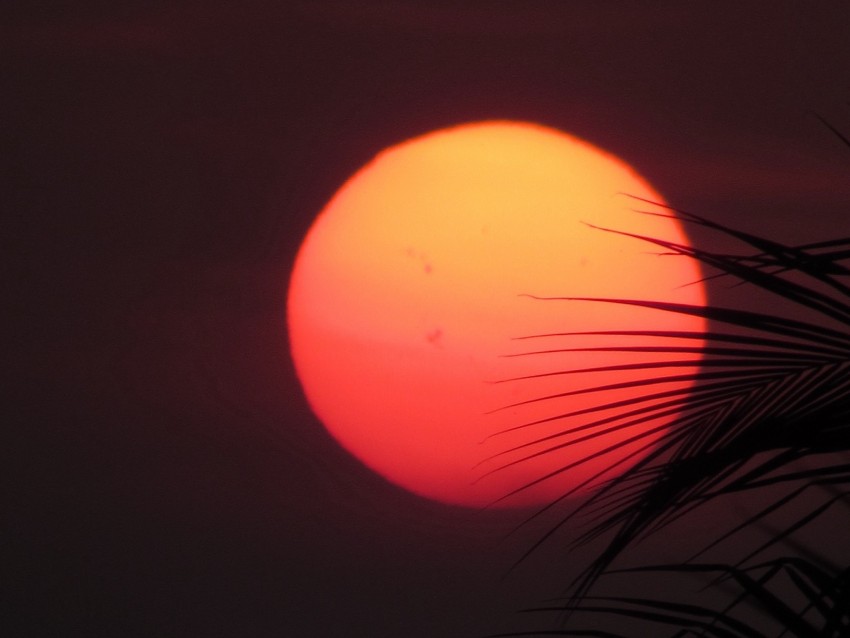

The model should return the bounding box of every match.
[493,555,850,637]
[487,128,850,634]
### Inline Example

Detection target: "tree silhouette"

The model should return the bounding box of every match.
[491,127,850,636]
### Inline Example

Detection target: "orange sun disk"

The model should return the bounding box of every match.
[287,121,706,508]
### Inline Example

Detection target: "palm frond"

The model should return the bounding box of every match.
[564,558,849,638]
[496,207,850,609]
[491,557,850,637]
[493,118,850,638]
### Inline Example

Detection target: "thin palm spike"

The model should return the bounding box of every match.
[479,388,748,469]
[512,329,849,358]
[490,369,785,417]
[520,296,850,347]
[583,224,850,312]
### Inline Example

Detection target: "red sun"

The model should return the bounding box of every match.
[287,121,706,508]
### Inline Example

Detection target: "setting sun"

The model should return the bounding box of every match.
[287,121,706,508]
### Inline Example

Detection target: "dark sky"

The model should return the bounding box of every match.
[5,2,850,637]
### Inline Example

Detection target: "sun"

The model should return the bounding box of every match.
[287,121,706,508]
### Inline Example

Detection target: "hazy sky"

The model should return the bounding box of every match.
[6,2,850,636]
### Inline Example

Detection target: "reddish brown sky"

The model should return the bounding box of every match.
[5,2,850,636]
